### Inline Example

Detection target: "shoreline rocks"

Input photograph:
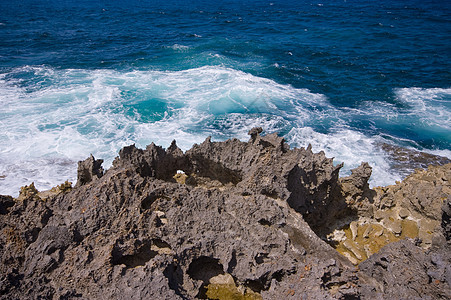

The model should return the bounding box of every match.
[326,163,450,265]
[1,129,449,299]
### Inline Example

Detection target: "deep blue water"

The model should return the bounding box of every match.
[0,0,450,195]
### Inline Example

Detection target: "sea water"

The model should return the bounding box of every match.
[0,0,450,196]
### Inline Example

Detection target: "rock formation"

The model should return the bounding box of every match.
[1,128,450,299]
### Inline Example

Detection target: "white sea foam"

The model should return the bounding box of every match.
[1,65,324,195]
[353,87,451,134]
[167,44,191,52]
[394,87,451,131]
[285,127,401,187]
[0,66,448,196]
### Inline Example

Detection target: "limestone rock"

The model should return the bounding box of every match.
[359,239,451,299]
[0,129,449,299]
[328,163,450,265]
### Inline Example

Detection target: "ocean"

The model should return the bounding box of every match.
[0,0,450,196]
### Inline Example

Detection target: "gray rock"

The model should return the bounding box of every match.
[75,154,104,187]
[0,128,449,299]
[359,239,451,299]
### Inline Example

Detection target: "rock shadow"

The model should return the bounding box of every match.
[187,256,224,298]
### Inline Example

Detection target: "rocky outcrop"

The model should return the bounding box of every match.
[380,142,451,177]
[328,163,451,266]
[75,154,104,187]
[359,239,451,299]
[0,129,449,299]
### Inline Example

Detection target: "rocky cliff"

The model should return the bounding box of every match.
[1,128,450,299]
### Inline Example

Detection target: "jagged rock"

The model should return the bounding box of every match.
[336,162,376,223]
[0,129,449,299]
[17,182,40,201]
[248,127,263,142]
[327,163,450,265]
[75,154,104,187]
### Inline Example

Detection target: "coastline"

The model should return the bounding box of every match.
[1,129,449,299]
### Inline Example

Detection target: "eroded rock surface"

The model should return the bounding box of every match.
[328,163,451,266]
[1,129,449,299]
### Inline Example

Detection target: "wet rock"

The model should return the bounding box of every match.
[380,142,451,176]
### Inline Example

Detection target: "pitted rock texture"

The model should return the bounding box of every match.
[1,129,450,299]
[327,162,451,266]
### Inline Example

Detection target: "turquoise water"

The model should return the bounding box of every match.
[0,0,450,195]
